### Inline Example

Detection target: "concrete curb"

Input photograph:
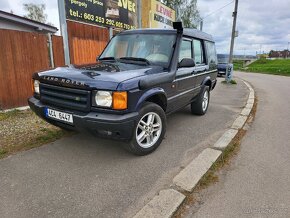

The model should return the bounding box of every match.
[133,80,255,218]
[0,106,30,113]
[213,129,239,150]
[173,148,222,192]
[133,189,186,218]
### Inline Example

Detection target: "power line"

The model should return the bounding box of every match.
[202,0,234,20]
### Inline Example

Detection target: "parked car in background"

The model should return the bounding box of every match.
[29,22,218,155]
[217,54,232,76]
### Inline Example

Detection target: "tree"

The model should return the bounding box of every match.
[23,3,48,23]
[162,0,200,28]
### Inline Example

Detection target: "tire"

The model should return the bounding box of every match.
[125,102,166,156]
[191,86,210,115]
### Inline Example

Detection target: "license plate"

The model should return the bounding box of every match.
[45,108,73,124]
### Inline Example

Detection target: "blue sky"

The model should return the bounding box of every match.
[1,0,290,55]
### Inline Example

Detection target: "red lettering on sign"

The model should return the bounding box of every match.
[156,4,172,18]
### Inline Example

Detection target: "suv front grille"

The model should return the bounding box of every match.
[40,83,91,112]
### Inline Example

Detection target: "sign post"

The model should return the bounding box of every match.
[58,0,71,65]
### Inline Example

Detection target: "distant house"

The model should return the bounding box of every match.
[269,50,290,59]
[0,10,57,34]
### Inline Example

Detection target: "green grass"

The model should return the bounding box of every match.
[0,110,20,121]
[23,129,67,150]
[0,128,68,159]
[242,59,290,76]
[221,79,237,85]
[0,149,8,159]
[233,60,244,71]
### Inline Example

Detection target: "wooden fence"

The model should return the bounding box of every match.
[67,21,109,65]
[0,30,51,109]
[52,35,65,67]
[0,22,110,109]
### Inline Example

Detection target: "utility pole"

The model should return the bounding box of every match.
[226,0,239,82]
[200,20,203,31]
[287,42,290,59]
[228,0,239,64]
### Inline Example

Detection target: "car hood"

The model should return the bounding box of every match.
[217,63,228,70]
[218,63,227,66]
[35,62,165,90]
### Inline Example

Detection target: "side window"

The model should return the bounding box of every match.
[179,39,192,62]
[205,41,218,69]
[193,40,204,64]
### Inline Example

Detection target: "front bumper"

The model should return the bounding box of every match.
[28,97,138,141]
[217,69,226,75]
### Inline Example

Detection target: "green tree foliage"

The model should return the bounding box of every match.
[162,0,200,28]
[23,3,48,23]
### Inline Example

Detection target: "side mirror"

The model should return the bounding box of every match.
[179,58,195,68]
[96,56,99,62]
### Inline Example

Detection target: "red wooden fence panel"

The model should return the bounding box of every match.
[0,29,49,109]
[67,21,109,65]
[52,35,65,67]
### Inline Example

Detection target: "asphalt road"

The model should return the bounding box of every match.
[0,78,248,218]
[186,72,290,218]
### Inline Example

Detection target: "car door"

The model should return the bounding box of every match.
[192,39,209,87]
[168,38,198,111]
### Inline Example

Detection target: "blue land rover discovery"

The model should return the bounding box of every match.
[29,22,218,155]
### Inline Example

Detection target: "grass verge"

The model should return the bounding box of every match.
[233,60,244,71]
[0,110,20,121]
[240,59,290,76]
[221,79,237,85]
[0,109,71,159]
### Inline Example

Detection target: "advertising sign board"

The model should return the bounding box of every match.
[150,0,175,28]
[65,0,137,29]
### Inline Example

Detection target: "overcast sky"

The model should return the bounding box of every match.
[1,0,290,55]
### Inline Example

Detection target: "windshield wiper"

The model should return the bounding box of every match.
[119,57,150,66]
[98,57,117,62]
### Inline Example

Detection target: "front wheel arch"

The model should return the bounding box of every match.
[136,89,167,112]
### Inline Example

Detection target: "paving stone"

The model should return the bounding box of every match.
[133,189,185,218]
[213,129,239,150]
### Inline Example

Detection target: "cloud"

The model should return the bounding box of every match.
[1,0,289,55]
[198,0,290,55]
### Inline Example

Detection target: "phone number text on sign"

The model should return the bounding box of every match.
[65,0,137,30]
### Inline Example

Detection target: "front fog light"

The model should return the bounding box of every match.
[33,80,40,94]
[94,91,112,107]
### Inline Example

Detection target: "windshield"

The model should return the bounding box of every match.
[99,33,176,68]
[217,54,228,64]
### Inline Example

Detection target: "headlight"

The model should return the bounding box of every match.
[93,91,112,107]
[92,91,128,110]
[33,80,40,94]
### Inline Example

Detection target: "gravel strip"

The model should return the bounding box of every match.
[0,109,67,155]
